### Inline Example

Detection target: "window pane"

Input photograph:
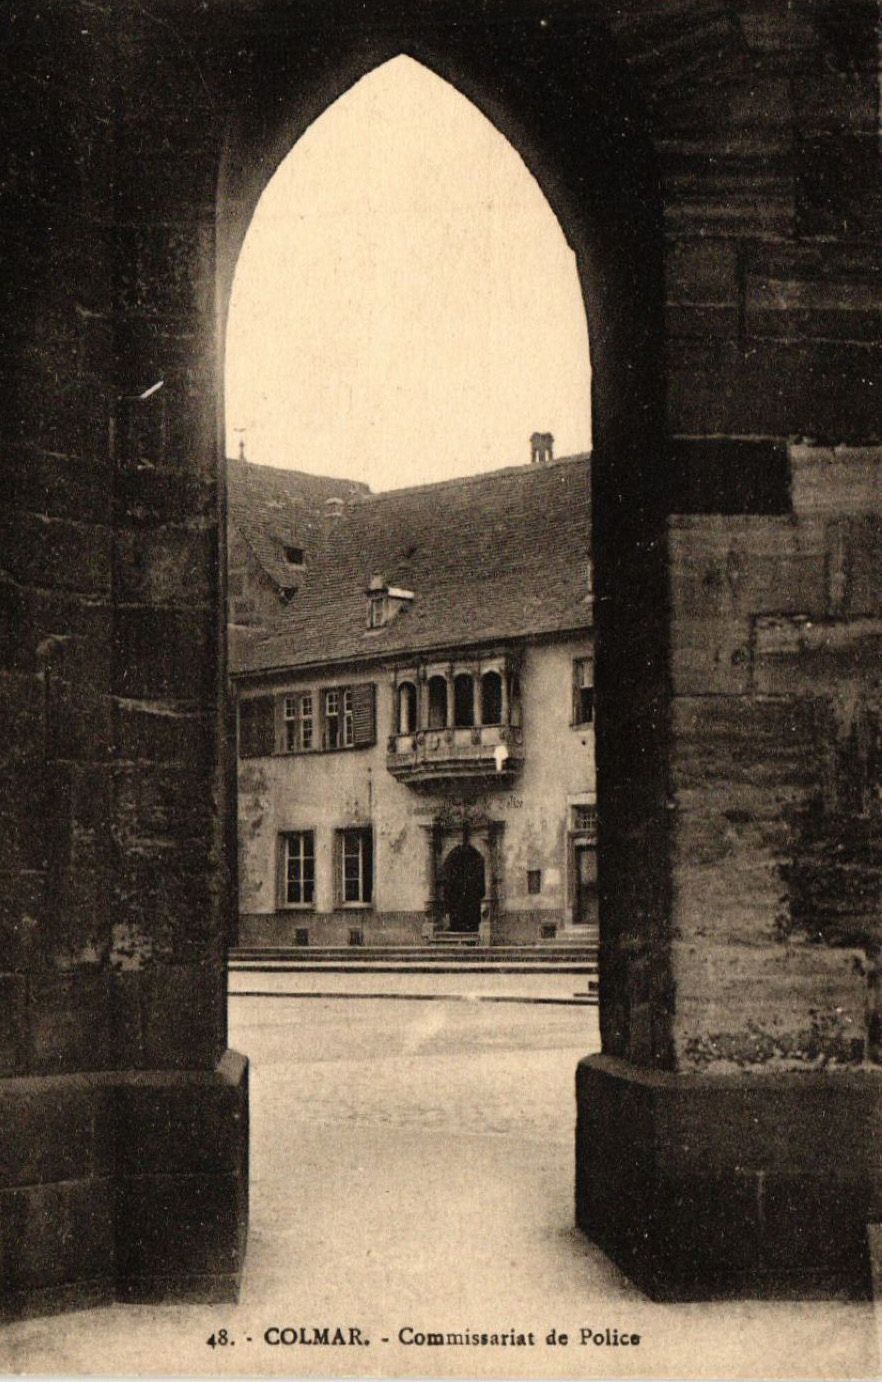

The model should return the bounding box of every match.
[481,671,502,725]
[286,832,314,904]
[428,677,447,729]
[453,674,474,727]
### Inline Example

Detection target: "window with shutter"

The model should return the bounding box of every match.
[239,695,275,757]
[351,683,376,747]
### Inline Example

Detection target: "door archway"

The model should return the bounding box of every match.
[441,843,486,933]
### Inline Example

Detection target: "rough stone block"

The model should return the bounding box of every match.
[668,437,791,515]
[112,698,213,766]
[114,1172,243,1281]
[115,1052,248,1178]
[576,1055,880,1299]
[0,1078,112,1187]
[791,446,882,515]
[668,336,881,441]
[113,468,217,529]
[0,975,26,1076]
[140,966,224,1071]
[0,512,111,599]
[753,615,882,696]
[111,765,213,850]
[113,527,215,607]
[111,853,215,965]
[797,132,882,238]
[0,447,113,527]
[27,972,114,1075]
[0,673,45,766]
[0,870,43,972]
[115,221,214,323]
[671,940,868,1069]
[112,608,215,700]
[0,1177,115,1294]
[670,615,752,695]
[745,245,882,342]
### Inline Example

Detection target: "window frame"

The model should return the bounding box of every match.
[281,830,316,909]
[337,826,374,908]
[572,656,595,727]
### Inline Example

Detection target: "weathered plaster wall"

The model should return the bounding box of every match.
[238,638,594,942]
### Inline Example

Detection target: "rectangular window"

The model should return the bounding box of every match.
[273,684,375,754]
[572,658,594,726]
[324,689,340,749]
[572,803,597,835]
[283,693,314,751]
[283,831,315,907]
[283,695,298,751]
[338,827,373,906]
[299,693,313,750]
[527,868,542,895]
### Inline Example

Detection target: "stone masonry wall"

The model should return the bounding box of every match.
[669,453,882,1071]
[597,0,882,1070]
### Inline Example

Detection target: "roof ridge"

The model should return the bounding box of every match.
[227,456,370,493]
[352,452,591,504]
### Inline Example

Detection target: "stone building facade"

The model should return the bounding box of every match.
[234,454,596,948]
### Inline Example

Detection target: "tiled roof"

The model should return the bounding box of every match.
[227,455,369,589]
[236,454,592,675]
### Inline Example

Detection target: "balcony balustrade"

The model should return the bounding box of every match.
[387,721,524,789]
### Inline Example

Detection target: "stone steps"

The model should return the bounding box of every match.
[229,943,598,974]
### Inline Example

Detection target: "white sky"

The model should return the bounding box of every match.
[225,55,591,492]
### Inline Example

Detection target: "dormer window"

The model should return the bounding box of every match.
[284,545,304,566]
[366,574,413,628]
[369,593,387,628]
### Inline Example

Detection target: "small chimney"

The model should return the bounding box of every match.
[325,496,344,520]
[530,431,554,464]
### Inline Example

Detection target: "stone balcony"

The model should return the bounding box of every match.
[386,723,525,790]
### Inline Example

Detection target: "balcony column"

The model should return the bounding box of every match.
[417,667,428,731]
[446,667,455,729]
[500,667,510,726]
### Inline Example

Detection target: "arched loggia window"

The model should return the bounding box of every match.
[481,671,503,726]
[453,674,475,728]
[427,676,448,730]
[397,681,417,734]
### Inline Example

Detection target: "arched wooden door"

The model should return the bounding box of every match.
[441,843,485,933]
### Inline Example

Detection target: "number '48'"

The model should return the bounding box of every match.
[206,1330,230,1347]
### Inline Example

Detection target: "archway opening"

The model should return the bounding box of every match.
[225,56,595,961]
[217,15,666,1320]
[224,54,591,481]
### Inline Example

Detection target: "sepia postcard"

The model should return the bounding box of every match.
[2,2,882,1379]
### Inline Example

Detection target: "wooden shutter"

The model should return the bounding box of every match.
[239,694,275,757]
[333,829,343,908]
[351,683,376,747]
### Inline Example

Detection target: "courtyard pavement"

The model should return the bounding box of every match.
[1,979,879,1379]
